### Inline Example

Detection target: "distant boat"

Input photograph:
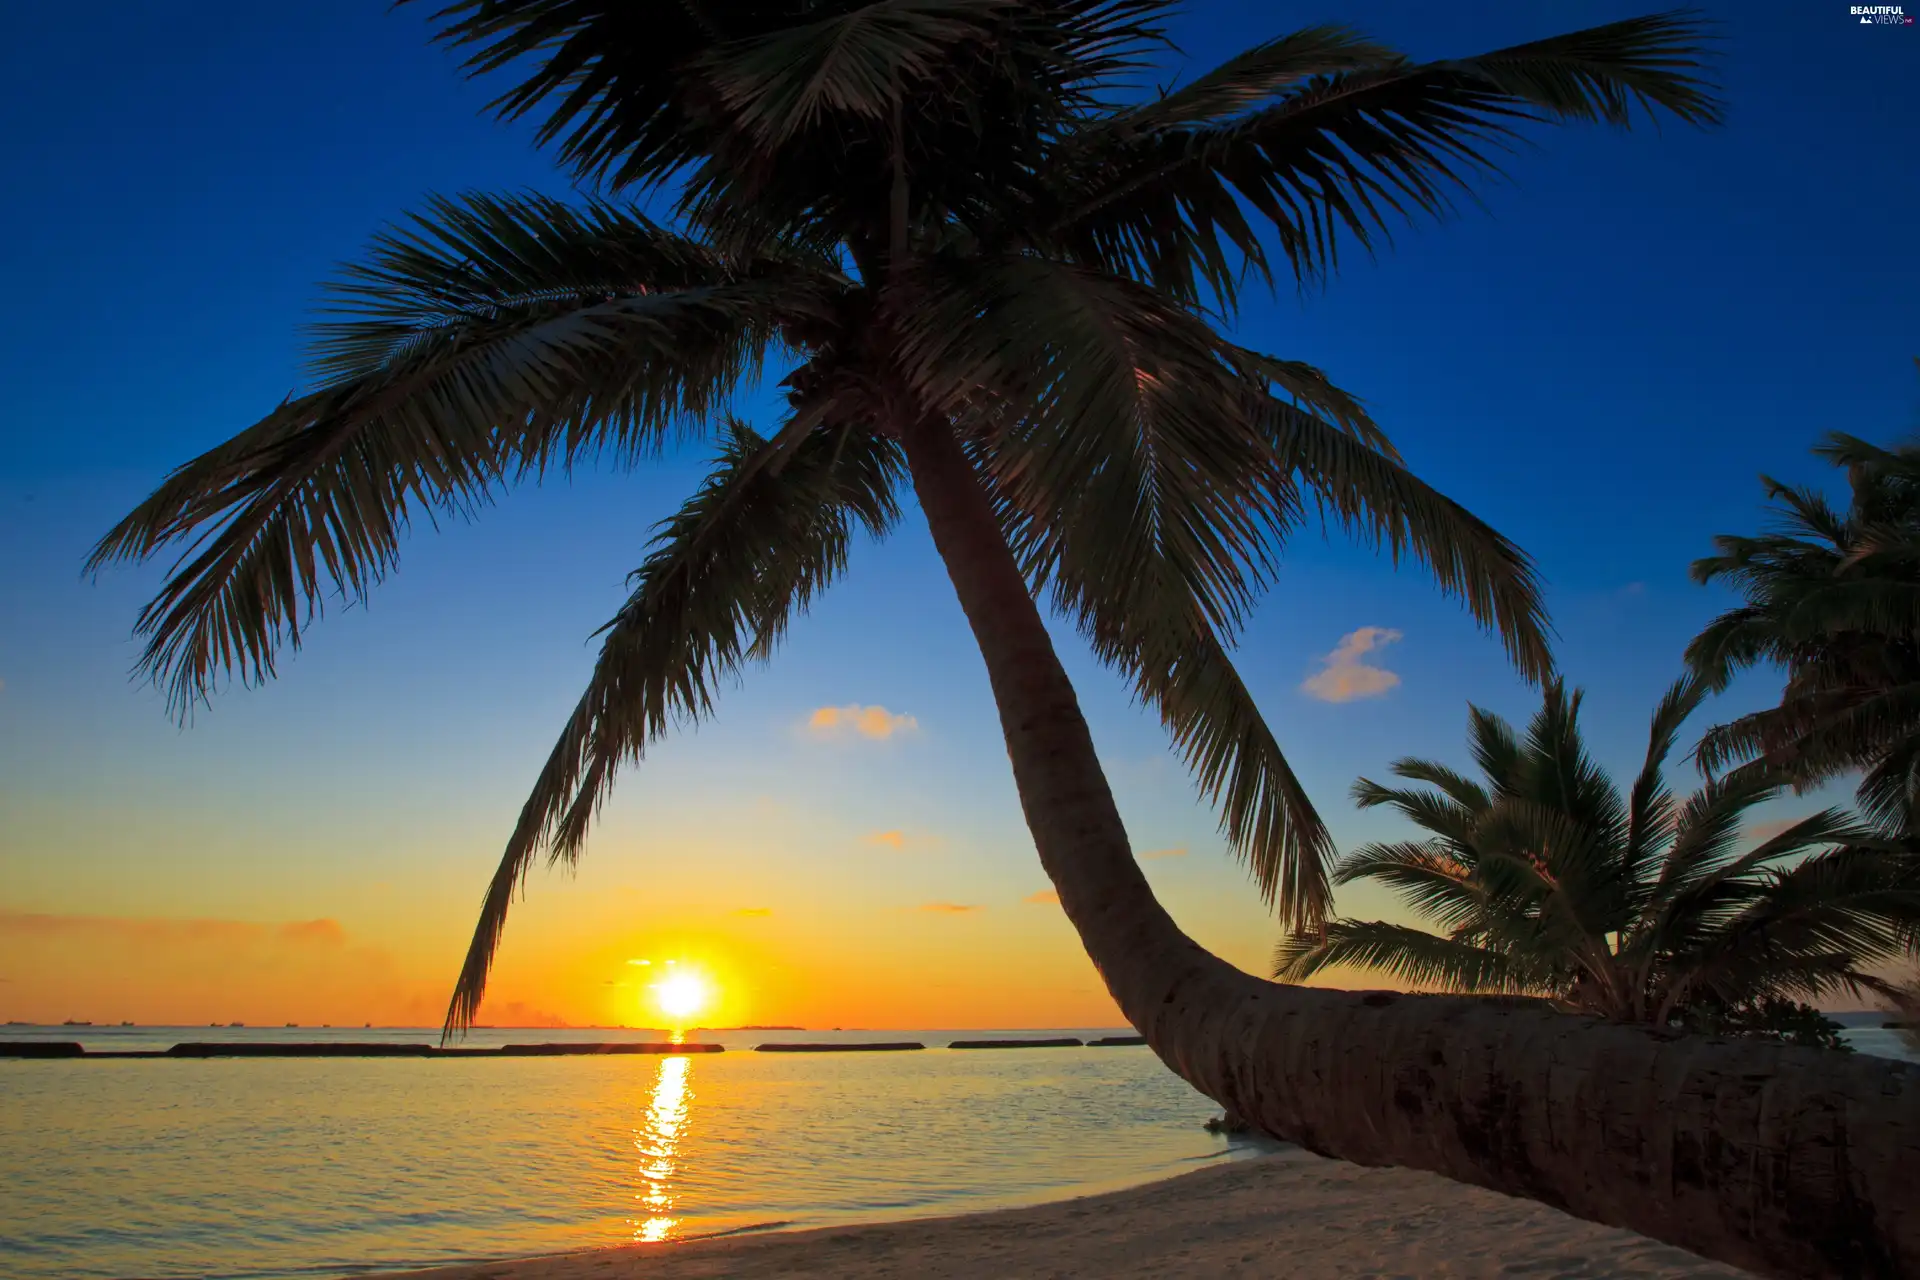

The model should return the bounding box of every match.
[5,1020,30,1026]
[63,1019,92,1027]
[120,1021,134,1027]
[285,1023,299,1028]
[229,1022,245,1028]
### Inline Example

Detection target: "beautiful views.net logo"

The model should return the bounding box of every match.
[1850,4,1915,22]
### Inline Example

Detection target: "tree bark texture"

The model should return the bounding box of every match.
[898,414,1920,1280]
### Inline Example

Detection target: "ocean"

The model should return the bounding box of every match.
[2,1018,1909,1279]
[0,1026,1269,1279]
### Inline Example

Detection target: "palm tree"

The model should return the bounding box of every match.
[1888,976,1920,1055]
[1276,679,1920,1042]
[1689,422,1920,832]
[87,5,1918,1273]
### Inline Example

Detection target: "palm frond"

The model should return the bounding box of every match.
[889,256,1382,923]
[1383,758,1491,813]
[1110,25,1399,131]
[901,254,1285,638]
[1330,840,1484,932]
[1676,845,1920,1008]
[1351,775,1480,848]
[1273,919,1539,994]
[1646,809,1886,955]
[1119,614,1335,927]
[1520,682,1626,841]
[1467,704,1526,797]
[1045,11,1718,300]
[1471,796,1627,949]
[1648,771,1793,900]
[419,0,756,191]
[1621,675,1706,887]
[90,193,834,719]
[703,0,1010,145]
[444,419,903,1034]
[1262,398,1553,681]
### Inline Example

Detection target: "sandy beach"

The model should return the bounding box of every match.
[381,1148,1752,1280]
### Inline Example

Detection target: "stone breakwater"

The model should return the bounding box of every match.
[0,1036,1157,1059]
[0,1040,726,1058]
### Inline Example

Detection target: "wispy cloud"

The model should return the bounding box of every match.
[278,919,346,946]
[808,704,918,740]
[734,907,773,917]
[1139,846,1187,861]
[1023,890,1060,906]
[1301,627,1403,703]
[916,902,980,915]
[0,912,349,947]
[861,829,945,853]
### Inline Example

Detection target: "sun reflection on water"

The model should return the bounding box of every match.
[633,1055,693,1242]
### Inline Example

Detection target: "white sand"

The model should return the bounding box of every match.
[380,1148,1752,1279]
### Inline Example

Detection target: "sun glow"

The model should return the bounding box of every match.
[653,969,712,1022]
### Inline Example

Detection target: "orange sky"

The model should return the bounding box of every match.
[0,896,1297,1030]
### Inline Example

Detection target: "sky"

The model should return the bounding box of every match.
[1,1,1916,1029]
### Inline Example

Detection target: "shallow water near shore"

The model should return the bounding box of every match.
[0,1026,1272,1279]
[3,1018,1907,1279]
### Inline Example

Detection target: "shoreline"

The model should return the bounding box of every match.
[375,1149,1754,1280]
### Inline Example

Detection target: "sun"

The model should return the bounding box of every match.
[653,969,712,1023]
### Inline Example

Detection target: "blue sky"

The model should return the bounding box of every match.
[1,2,1916,1025]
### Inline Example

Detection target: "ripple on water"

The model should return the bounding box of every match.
[0,1040,1269,1279]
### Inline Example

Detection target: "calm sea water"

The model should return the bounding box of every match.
[2,1019,1909,1280]
[0,1026,1270,1279]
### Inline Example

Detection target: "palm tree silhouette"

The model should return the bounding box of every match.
[92,5,1917,1272]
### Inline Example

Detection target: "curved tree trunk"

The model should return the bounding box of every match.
[898,415,1920,1280]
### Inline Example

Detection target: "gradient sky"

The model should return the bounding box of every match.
[2,2,1916,1029]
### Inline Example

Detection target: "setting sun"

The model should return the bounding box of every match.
[653,969,712,1023]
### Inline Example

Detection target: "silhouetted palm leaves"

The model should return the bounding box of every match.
[1689,420,1920,831]
[91,2,1720,1032]
[1276,679,1920,1026]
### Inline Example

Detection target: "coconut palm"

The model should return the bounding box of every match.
[1689,423,1920,832]
[1276,678,1920,1040]
[88,5,1919,1273]
[1888,975,1920,1054]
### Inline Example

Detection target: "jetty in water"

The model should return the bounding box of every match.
[0,1041,725,1059]
[4,1035,1154,1058]
[756,1041,925,1052]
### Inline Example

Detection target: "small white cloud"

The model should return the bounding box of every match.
[1302,627,1403,703]
[1024,890,1060,906]
[808,704,918,740]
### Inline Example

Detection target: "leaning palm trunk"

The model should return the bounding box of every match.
[903,413,1920,1280]
[92,5,1919,1276]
